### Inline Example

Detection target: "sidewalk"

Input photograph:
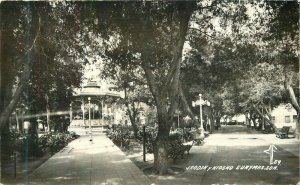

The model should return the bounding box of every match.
[261,134,299,157]
[18,134,152,185]
[213,125,299,156]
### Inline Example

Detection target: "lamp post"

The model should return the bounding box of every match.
[141,114,146,162]
[199,94,203,130]
[198,94,205,138]
[69,103,73,127]
[23,121,30,184]
[143,122,146,162]
[88,97,93,141]
[24,121,30,134]
[37,118,42,132]
[192,94,210,138]
[45,95,50,132]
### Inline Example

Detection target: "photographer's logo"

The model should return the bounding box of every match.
[264,145,281,165]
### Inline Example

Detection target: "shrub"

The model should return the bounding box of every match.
[10,131,25,153]
[137,126,158,153]
[38,132,73,155]
[169,132,182,142]
[8,131,44,157]
[106,125,134,149]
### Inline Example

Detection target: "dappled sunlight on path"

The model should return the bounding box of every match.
[25,134,152,185]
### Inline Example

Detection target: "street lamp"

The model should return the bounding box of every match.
[88,97,93,142]
[192,94,210,138]
[24,121,30,134]
[69,103,73,127]
[37,118,42,132]
[45,95,50,132]
[141,114,146,162]
[23,121,30,183]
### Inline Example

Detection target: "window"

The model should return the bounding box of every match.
[293,115,297,123]
[271,116,275,122]
[285,116,291,123]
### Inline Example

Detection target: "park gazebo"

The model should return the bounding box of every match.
[70,81,125,129]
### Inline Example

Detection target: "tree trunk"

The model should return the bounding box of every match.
[215,117,221,129]
[128,111,139,140]
[253,106,277,130]
[140,2,196,175]
[153,113,170,175]
[251,116,257,128]
[0,60,32,131]
[124,87,139,140]
[286,82,300,137]
[296,114,300,140]
[245,113,250,127]
[0,15,40,131]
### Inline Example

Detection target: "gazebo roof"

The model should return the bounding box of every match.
[75,81,122,98]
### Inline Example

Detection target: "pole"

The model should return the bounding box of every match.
[46,95,50,132]
[25,129,29,184]
[93,108,95,119]
[69,103,73,127]
[14,152,17,178]
[82,99,85,128]
[101,100,104,120]
[177,113,180,128]
[199,94,205,138]
[98,99,100,126]
[88,97,92,141]
[143,124,146,162]
[16,109,19,131]
[199,94,203,129]
[207,115,210,132]
[262,107,265,131]
[21,111,24,131]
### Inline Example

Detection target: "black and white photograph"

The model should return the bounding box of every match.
[0,1,299,184]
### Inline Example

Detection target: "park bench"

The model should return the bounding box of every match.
[288,128,296,138]
[167,140,192,162]
[275,126,291,139]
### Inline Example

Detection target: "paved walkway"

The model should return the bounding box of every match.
[211,125,299,156]
[147,125,299,185]
[24,134,152,185]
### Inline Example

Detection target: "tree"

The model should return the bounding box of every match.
[106,68,154,140]
[0,2,41,131]
[0,2,84,131]
[77,1,197,174]
[266,1,299,135]
[181,1,298,134]
[0,2,84,174]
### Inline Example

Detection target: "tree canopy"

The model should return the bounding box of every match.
[0,1,298,175]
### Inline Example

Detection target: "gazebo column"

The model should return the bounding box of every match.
[101,100,104,120]
[82,98,85,127]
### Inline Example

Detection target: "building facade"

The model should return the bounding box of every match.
[271,104,297,129]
